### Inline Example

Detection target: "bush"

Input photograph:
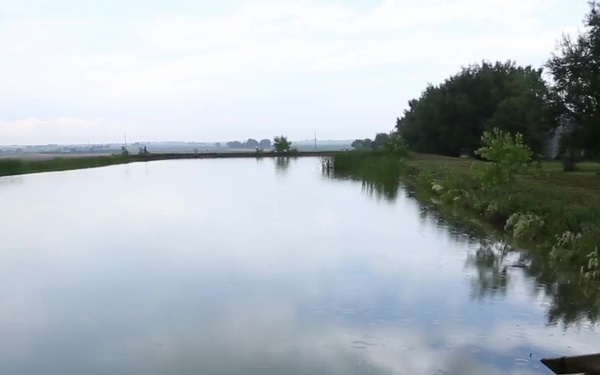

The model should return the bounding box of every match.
[473,128,534,193]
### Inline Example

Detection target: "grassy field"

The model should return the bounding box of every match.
[407,153,600,207]
[0,155,131,177]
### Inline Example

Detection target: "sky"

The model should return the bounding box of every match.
[0,0,591,145]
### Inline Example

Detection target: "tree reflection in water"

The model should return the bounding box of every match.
[466,240,512,300]
[274,157,291,174]
[324,167,600,328]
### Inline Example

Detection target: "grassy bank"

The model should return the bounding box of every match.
[0,155,130,177]
[326,151,600,276]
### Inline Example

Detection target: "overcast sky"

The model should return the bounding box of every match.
[0,0,589,145]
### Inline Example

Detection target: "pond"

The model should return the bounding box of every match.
[0,157,598,375]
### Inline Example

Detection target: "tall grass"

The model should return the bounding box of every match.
[0,155,129,177]
[322,150,405,201]
[323,150,403,178]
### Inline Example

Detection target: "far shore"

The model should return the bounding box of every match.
[0,150,344,162]
[0,150,345,177]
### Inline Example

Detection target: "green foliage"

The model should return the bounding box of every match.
[323,151,404,201]
[549,226,600,276]
[473,128,534,193]
[273,135,292,153]
[373,133,390,148]
[382,132,409,158]
[352,132,408,157]
[415,168,435,189]
[505,213,545,241]
[546,1,600,158]
[350,138,374,149]
[396,61,556,156]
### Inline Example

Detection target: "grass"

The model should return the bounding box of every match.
[406,154,600,206]
[408,154,600,268]
[0,155,130,177]
[324,150,403,181]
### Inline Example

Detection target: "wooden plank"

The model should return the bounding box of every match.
[541,353,600,374]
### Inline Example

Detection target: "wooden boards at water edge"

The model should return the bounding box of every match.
[541,353,600,374]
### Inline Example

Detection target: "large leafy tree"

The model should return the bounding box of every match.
[546,1,600,159]
[396,61,556,156]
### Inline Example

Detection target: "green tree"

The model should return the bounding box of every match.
[351,139,363,149]
[372,133,391,149]
[273,135,292,153]
[473,128,534,193]
[397,61,556,156]
[382,132,408,158]
[546,1,600,160]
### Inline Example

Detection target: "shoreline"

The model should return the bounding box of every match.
[326,151,600,275]
[0,151,343,177]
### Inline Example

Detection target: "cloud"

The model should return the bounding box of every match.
[0,0,590,143]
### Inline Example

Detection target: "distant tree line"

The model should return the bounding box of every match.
[226,138,272,149]
[353,2,600,168]
[351,133,394,150]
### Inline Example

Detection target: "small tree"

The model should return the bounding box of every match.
[382,132,409,158]
[273,135,292,153]
[473,128,533,193]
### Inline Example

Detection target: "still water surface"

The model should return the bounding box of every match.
[0,158,599,375]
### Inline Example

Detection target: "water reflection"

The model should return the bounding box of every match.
[0,175,24,185]
[325,162,600,329]
[274,156,291,174]
[466,240,513,300]
[1,158,599,375]
[322,165,401,202]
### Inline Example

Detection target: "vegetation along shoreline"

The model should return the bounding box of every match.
[325,2,600,280]
[0,149,344,178]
